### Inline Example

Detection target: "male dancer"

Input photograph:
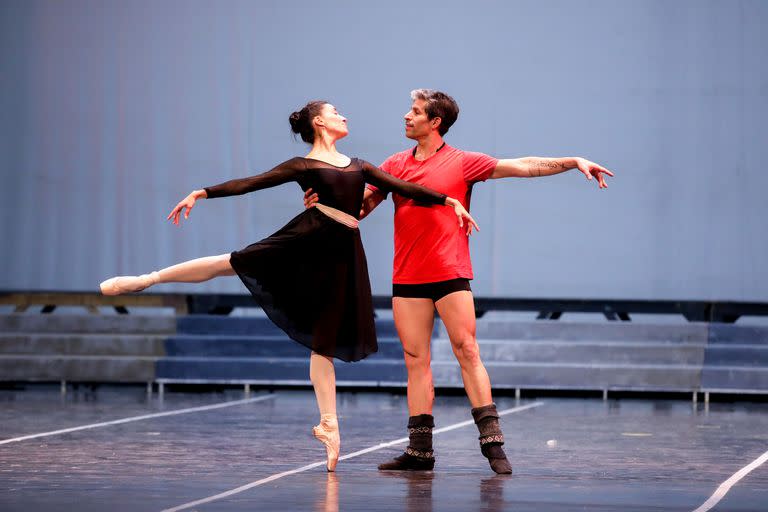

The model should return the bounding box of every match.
[306,89,613,473]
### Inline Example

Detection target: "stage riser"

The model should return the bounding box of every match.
[156,359,408,383]
[708,324,768,344]
[702,368,768,390]
[176,316,413,338]
[155,360,705,390]
[0,356,157,381]
[703,346,768,366]
[164,337,405,359]
[0,335,166,356]
[1,315,767,394]
[435,340,707,365]
[6,357,764,392]
[471,322,710,342]
[0,315,175,334]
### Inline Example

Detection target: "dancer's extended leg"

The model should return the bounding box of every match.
[155,254,235,282]
[100,254,234,295]
[310,352,339,472]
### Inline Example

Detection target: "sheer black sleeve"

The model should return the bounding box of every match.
[360,160,447,205]
[203,157,306,199]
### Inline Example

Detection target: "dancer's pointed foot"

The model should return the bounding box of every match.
[313,414,340,472]
[99,271,159,296]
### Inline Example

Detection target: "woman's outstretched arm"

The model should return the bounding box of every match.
[167,157,306,225]
[360,160,479,235]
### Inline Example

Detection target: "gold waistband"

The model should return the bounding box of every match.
[314,203,359,229]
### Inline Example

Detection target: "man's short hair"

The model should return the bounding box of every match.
[410,89,459,136]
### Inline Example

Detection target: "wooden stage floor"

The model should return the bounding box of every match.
[1,386,767,511]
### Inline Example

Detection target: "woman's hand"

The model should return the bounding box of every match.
[445,197,480,236]
[167,189,207,225]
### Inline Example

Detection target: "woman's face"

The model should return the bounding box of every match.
[314,103,348,139]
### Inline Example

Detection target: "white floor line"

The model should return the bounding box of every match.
[161,401,545,512]
[691,449,768,512]
[0,394,276,446]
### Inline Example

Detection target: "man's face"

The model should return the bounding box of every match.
[404,99,438,140]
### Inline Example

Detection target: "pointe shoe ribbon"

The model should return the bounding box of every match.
[99,271,159,296]
[313,414,340,472]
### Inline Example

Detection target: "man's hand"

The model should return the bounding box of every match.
[360,188,385,219]
[304,187,385,219]
[575,157,614,189]
[303,188,319,209]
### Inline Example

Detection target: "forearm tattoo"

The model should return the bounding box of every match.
[528,159,567,177]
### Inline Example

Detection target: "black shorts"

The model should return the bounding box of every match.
[392,278,471,302]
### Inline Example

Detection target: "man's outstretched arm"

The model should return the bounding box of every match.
[490,157,614,188]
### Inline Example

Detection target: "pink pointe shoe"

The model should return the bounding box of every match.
[99,271,160,296]
[313,414,340,472]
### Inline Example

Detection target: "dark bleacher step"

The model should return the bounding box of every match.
[701,366,768,390]
[177,315,429,338]
[0,314,175,335]
[0,334,166,356]
[0,354,158,381]
[156,356,705,391]
[436,339,707,365]
[478,362,703,391]
[177,316,285,336]
[156,357,409,383]
[164,335,405,358]
[470,321,709,343]
[701,327,768,390]
[2,313,765,394]
[703,345,768,366]
[708,324,768,344]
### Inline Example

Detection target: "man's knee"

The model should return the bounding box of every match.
[404,349,431,373]
[452,336,482,367]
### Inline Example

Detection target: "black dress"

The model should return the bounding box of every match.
[204,157,447,362]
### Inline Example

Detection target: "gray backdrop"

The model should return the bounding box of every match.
[1,0,766,300]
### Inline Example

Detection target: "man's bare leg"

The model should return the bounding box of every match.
[393,297,436,415]
[435,290,512,474]
[434,290,491,407]
[378,297,436,470]
[100,253,235,295]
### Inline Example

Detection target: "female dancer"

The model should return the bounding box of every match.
[99,100,479,471]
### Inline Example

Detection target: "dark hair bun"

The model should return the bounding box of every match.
[288,111,302,133]
[288,100,329,144]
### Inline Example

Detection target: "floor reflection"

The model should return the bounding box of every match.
[315,472,339,512]
[378,471,435,512]
[403,471,434,512]
[480,475,508,512]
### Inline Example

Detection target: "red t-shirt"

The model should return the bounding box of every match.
[373,145,498,284]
